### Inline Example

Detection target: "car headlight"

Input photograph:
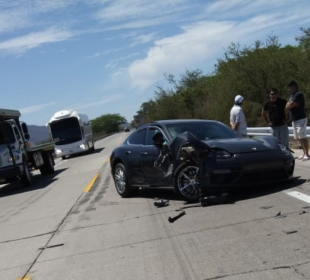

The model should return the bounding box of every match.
[214,150,231,159]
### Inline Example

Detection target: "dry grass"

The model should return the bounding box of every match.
[289,138,302,149]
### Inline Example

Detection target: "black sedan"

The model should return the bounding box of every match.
[110,119,295,201]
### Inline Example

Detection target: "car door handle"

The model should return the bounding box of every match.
[125,151,131,154]
[140,152,148,155]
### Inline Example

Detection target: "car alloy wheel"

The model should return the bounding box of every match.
[174,163,201,201]
[114,163,135,197]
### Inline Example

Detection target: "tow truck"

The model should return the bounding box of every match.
[0,108,55,186]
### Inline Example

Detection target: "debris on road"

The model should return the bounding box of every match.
[154,198,170,208]
[168,211,186,223]
[260,206,274,209]
[284,230,298,234]
[275,211,286,218]
[200,192,230,207]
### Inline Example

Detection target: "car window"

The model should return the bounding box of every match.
[128,128,146,145]
[145,127,166,146]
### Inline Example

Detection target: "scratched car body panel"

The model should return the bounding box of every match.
[110,119,295,201]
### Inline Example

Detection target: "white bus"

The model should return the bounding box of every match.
[47,109,94,159]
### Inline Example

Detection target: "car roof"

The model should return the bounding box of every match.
[144,119,221,126]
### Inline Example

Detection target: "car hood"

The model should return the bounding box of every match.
[203,137,277,153]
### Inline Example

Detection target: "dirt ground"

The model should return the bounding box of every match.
[289,138,308,149]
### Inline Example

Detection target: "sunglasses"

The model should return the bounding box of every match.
[270,93,277,95]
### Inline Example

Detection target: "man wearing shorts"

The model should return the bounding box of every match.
[286,80,309,160]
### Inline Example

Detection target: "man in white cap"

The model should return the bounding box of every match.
[230,95,247,137]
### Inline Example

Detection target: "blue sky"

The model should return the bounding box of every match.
[1,0,310,126]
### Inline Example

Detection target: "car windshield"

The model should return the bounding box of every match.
[166,121,237,140]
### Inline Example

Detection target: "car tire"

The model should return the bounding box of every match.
[173,162,201,202]
[113,163,136,198]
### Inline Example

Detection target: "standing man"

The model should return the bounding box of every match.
[230,95,247,137]
[286,80,309,160]
[262,88,289,148]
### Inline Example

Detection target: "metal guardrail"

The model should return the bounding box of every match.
[247,126,310,137]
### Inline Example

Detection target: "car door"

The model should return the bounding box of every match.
[140,126,169,186]
[125,128,147,185]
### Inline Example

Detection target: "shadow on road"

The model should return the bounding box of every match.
[226,176,306,203]
[0,168,68,198]
[122,176,307,208]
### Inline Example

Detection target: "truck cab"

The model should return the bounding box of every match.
[0,108,55,186]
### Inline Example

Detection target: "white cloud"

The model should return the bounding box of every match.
[94,0,189,22]
[0,28,75,54]
[126,21,234,89]
[125,4,310,90]
[106,52,140,69]
[129,32,158,47]
[20,102,57,115]
[0,0,76,35]
[73,94,124,110]
[0,11,31,34]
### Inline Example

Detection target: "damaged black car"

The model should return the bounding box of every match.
[110,119,295,202]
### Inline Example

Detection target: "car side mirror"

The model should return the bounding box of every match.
[152,132,165,147]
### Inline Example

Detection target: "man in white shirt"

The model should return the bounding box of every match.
[230,95,247,137]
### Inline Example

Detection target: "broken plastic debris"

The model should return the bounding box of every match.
[154,199,169,208]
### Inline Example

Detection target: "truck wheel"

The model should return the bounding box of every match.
[40,152,55,176]
[20,160,32,186]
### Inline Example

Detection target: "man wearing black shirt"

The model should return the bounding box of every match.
[262,88,289,148]
[286,80,309,160]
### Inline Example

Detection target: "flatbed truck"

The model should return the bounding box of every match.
[0,108,55,186]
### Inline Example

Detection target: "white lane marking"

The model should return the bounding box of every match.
[284,190,310,204]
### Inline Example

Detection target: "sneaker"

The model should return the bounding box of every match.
[297,155,304,160]
[302,156,310,161]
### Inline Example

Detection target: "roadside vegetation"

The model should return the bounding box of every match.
[134,27,310,128]
[91,113,126,138]
[90,27,310,133]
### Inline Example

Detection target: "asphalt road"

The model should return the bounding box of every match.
[0,134,310,280]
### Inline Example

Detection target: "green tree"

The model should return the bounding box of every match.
[91,114,126,137]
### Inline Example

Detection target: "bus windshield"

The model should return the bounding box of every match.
[50,117,82,145]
